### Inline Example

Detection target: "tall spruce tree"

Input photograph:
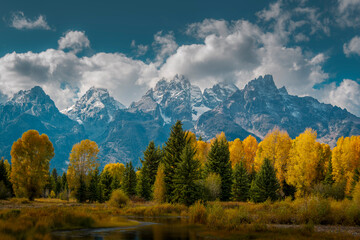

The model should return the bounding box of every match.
[88,168,100,202]
[141,141,162,185]
[76,175,87,203]
[249,158,280,203]
[0,158,12,198]
[173,144,201,206]
[101,170,113,201]
[231,162,250,202]
[136,166,152,200]
[122,162,137,197]
[205,138,232,201]
[163,121,188,202]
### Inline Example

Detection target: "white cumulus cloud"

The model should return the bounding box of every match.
[9,11,51,30]
[344,36,360,56]
[58,31,90,53]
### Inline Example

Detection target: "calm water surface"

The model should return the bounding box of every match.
[52,217,208,240]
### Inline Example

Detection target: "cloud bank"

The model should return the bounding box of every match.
[1,1,360,117]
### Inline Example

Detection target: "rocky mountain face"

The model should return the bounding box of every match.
[1,74,360,171]
[62,87,125,140]
[196,75,360,146]
[0,86,85,171]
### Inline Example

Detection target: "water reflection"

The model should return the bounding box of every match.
[52,221,206,240]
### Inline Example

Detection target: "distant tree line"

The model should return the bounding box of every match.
[1,121,360,205]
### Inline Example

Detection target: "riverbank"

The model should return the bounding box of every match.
[1,197,360,239]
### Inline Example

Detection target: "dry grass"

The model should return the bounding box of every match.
[0,202,138,240]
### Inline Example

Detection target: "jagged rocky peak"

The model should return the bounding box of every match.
[6,86,58,116]
[11,86,52,104]
[244,74,278,93]
[63,86,125,124]
[203,82,239,108]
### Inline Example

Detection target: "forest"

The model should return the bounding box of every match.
[1,120,360,206]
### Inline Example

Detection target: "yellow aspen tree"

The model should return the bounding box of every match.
[104,162,125,184]
[332,136,360,193]
[186,131,197,148]
[10,130,54,200]
[67,139,99,192]
[286,128,320,197]
[196,140,210,165]
[242,135,258,173]
[210,132,227,145]
[229,138,245,168]
[316,143,332,182]
[153,163,166,203]
[254,128,292,184]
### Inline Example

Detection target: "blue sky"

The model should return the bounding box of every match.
[1,0,360,116]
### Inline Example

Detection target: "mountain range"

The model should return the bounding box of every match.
[1,74,359,171]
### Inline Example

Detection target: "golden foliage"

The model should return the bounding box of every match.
[153,163,166,203]
[229,138,245,168]
[332,136,360,194]
[254,128,292,183]
[242,135,258,173]
[196,140,211,165]
[286,129,320,197]
[10,130,54,200]
[67,139,99,191]
[104,163,125,183]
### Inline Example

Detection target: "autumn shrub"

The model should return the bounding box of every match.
[312,182,346,200]
[206,201,225,229]
[225,207,251,230]
[296,196,331,224]
[0,181,11,199]
[188,201,207,224]
[108,189,129,208]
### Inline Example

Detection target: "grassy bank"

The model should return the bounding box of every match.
[0,199,138,240]
[1,196,360,239]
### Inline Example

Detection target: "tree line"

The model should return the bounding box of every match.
[1,122,360,205]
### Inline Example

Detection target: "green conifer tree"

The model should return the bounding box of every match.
[249,158,280,203]
[163,121,188,202]
[351,168,360,193]
[101,170,113,201]
[0,158,12,198]
[231,162,250,201]
[76,175,87,203]
[141,141,162,185]
[205,138,233,201]
[323,159,335,185]
[173,144,201,206]
[122,161,137,197]
[88,168,100,202]
[136,166,151,200]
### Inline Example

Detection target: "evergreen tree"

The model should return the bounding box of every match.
[101,170,113,201]
[249,158,280,203]
[205,138,233,201]
[51,169,59,195]
[136,166,152,200]
[122,161,137,197]
[0,158,12,198]
[97,181,105,203]
[88,168,100,202]
[323,159,335,185]
[111,176,120,190]
[141,141,162,185]
[61,172,68,192]
[173,144,201,206]
[231,162,250,201]
[75,175,87,203]
[163,121,188,202]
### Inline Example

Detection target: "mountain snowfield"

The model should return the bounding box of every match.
[1,74,359,171]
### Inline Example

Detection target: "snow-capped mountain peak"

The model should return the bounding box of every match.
[62,87,125,124]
